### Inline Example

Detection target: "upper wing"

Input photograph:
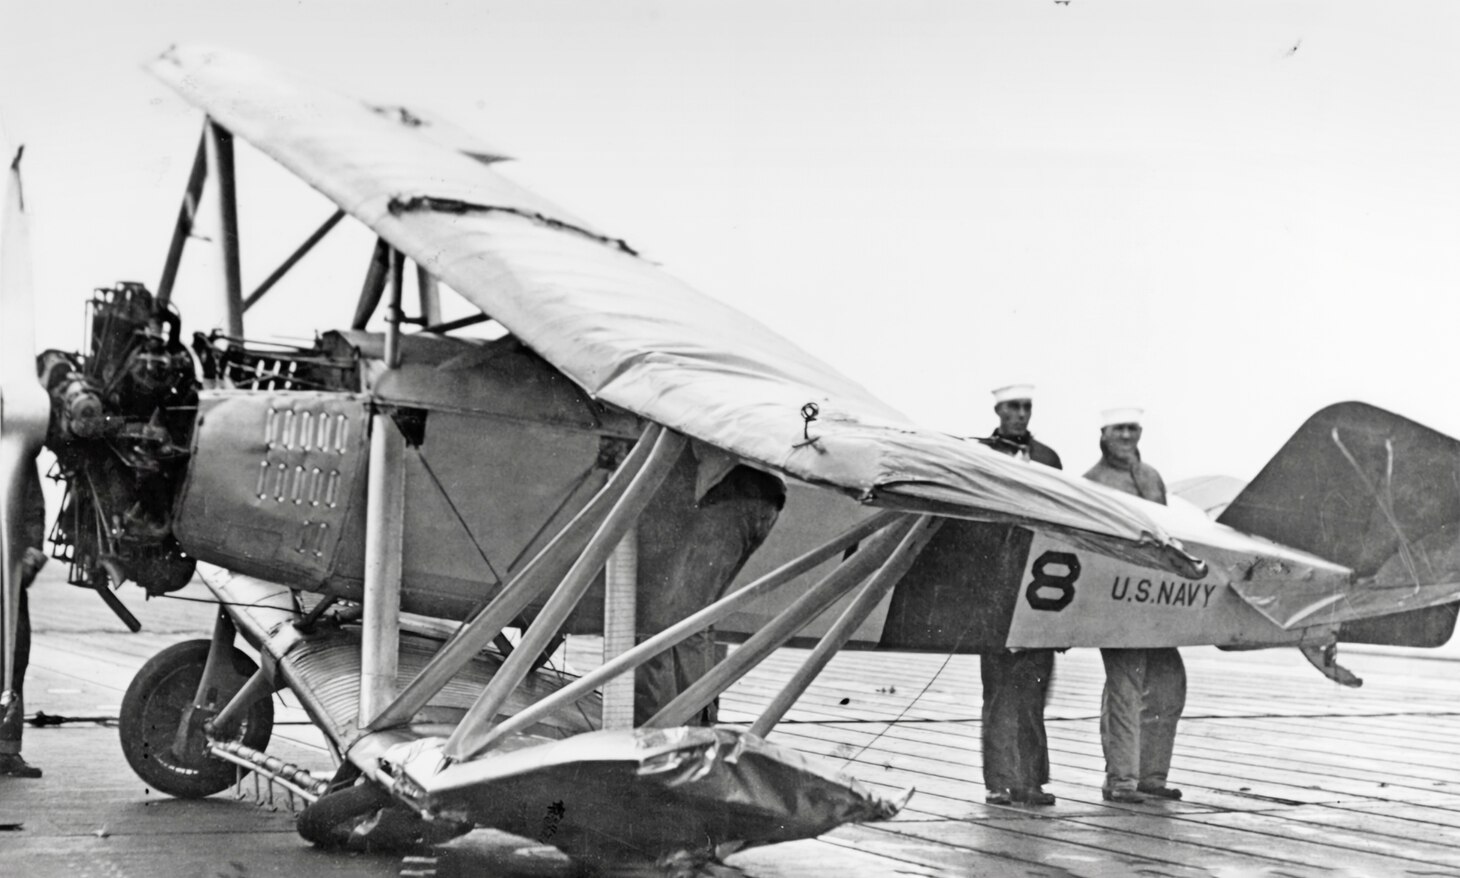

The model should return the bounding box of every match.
[148,45,1187,566]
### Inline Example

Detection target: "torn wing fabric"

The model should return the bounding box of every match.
[148,45,1177,555]
[384,727,904,860]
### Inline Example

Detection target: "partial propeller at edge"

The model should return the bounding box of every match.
[1,147,51,703]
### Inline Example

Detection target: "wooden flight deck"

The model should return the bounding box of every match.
[5,571,1457,878]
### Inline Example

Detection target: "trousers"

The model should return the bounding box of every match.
[0,588,31,755]
[633,464,781,727]
[1099,647,1185,791]
[980,649,1053,791]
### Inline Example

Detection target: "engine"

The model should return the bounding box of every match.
[42,283,199,596]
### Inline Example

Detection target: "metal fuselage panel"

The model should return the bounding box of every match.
[174,390,372,589]
[173,333,643,624]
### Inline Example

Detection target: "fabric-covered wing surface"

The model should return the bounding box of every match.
[148,44,1183,558]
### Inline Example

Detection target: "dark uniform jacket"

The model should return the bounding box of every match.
[977,431,1062,470]
[975,428,1059,793]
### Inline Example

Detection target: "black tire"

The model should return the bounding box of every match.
[296,782,395,849]
[119,638,274,798]
[298,781,472,851]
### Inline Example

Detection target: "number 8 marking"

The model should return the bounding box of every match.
[1025,551,1080,612]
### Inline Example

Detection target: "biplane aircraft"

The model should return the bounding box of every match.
[2,44,1459,870]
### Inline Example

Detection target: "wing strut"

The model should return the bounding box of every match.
[601,526,637,730]
[422,313,490,335]
[442,425,685,762]
[204,120,244,337]
[352,241,448,332]
[646,514,922,728]
[470,510,904,752]
[365,422,667,732]
[416,265,442,326]
[749,514,942,736]
[155,129,207,308]
[155,119,244,336]
[358,407,407,726]
[382,246,405,368]
[359,258,411,725]
[243,209,345,312]
[353,238,390,330]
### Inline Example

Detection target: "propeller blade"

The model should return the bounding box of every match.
[0,148,50,701]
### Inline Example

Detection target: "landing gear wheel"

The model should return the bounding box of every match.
[297,782,394,849]
[119,638,274,798]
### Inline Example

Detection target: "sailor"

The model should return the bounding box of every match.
[633,442,785,726]
[977,384,1059,806]
[979,384,1062,468]
[1084,407,1186,803]
[0,461,47,778]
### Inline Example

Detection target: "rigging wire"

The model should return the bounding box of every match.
[836,614,982,771]
[156,590,295,611]
[412,446,503,585]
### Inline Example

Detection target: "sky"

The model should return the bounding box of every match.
[3,0,1459,483]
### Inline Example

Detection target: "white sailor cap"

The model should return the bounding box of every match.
[991,384,1036,403]
[1100,407,1144,428]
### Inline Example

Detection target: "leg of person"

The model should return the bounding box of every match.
[0,588,40,778]
[1038,651,1054,784]
[1099,648,1144,802]
[635,630,718,726]
[633,449,697,727]
[1137,647,1186,799]
[980,651,1021,804]
[1010,649,1055,805]
[634,493,779,726]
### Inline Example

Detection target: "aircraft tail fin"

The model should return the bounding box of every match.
[1218,402,1460,648]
